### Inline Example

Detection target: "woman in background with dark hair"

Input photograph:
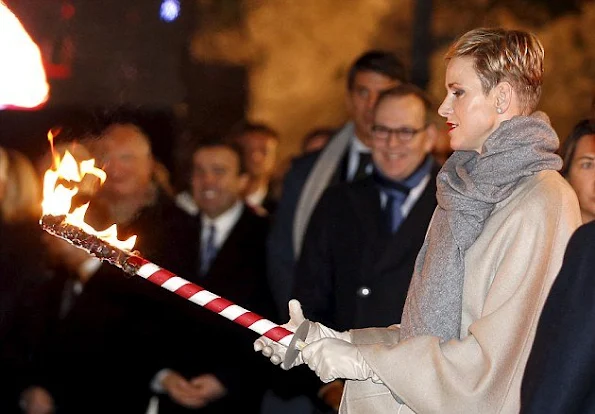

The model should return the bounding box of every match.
[559,119,595,223]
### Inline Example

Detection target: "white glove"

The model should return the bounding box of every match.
[253,299,350,369]
[301,338,381,384]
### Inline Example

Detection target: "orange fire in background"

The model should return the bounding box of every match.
[0,2,49,109]
[41,132,137,251]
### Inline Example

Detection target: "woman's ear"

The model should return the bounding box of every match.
[494,82,514,114]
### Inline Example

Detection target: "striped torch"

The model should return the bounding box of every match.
[40,146,307,366]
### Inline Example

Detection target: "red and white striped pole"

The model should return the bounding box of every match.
[40,216,308,365]
[127,255,298,346]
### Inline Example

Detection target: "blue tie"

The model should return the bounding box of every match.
[384,193,405,233]
[200,224,217,276]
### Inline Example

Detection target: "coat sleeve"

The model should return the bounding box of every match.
[521,222,595,414]
[351,181,581,413]
[292,188,336,327]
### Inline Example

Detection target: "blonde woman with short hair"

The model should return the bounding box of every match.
[255,28,582,413]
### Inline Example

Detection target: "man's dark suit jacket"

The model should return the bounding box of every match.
[0,219,48,412]
[156,205,276,414]
[521,221,595,414]
[293,166,438,331]
[23,264,167,414]
[267,141,352,319]
[13,193,197,414]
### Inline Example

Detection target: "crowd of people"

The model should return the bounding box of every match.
[0,26,594,414]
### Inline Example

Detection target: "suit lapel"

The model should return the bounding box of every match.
[346,178,386,280]
[330,149,350,185]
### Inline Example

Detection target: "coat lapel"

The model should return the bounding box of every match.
[345,178,386,280]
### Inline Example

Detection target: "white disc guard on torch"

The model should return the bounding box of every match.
[284,320,310,367]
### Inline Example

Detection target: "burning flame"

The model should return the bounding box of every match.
[0,3,49,109]
[42,132,137,251]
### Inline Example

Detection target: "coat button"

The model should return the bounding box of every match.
[357,286,371,297]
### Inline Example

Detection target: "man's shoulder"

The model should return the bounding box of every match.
[569,221,595,246]
[319,177,377,208]
[154,192,196,221]
[239,203,270,228]
[287,150,323,177]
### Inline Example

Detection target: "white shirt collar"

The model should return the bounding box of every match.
[380,174,431,219]
[175,191,199,216]
[347,134,372,181]
[246,185,268,207]
[201,201,244,249]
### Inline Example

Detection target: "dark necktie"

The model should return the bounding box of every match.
[200,224,217,276]
[373,156,434,234]
[384,192,406,234]
[352,152,372,181]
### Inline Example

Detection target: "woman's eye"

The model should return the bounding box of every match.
[452,89,464,97]
[579,161,594,170]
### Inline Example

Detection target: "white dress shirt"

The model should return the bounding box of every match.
[200,201,244,250]
[346,135,372,181]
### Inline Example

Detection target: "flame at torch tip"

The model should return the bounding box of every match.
[65,204,137,251]
[42,148,136,252]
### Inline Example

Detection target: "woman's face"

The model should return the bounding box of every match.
[438,57,500,153]
[567,134,595,223]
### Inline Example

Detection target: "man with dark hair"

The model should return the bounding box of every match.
[263,49,407,414]
[293,84,439,411]
[227,122,280,214]
[268,50,408,318]
[152,138,275,413]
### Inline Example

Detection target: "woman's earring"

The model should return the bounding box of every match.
[496,107,503,114]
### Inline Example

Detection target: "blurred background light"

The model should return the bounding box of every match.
[160,0,180,22]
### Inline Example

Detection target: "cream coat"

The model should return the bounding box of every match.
[340,170,582,414]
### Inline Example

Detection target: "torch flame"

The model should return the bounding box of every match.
[0,3,49,109]
[41,145,136,252]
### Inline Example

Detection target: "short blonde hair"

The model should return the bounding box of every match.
[1,148,41,222]
[445,28,544,114]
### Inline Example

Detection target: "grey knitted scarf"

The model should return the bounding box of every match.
[400,111,562,342]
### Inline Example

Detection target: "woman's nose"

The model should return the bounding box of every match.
[438,98,451,118]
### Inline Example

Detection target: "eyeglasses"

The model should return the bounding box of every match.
[371,124,427,143]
